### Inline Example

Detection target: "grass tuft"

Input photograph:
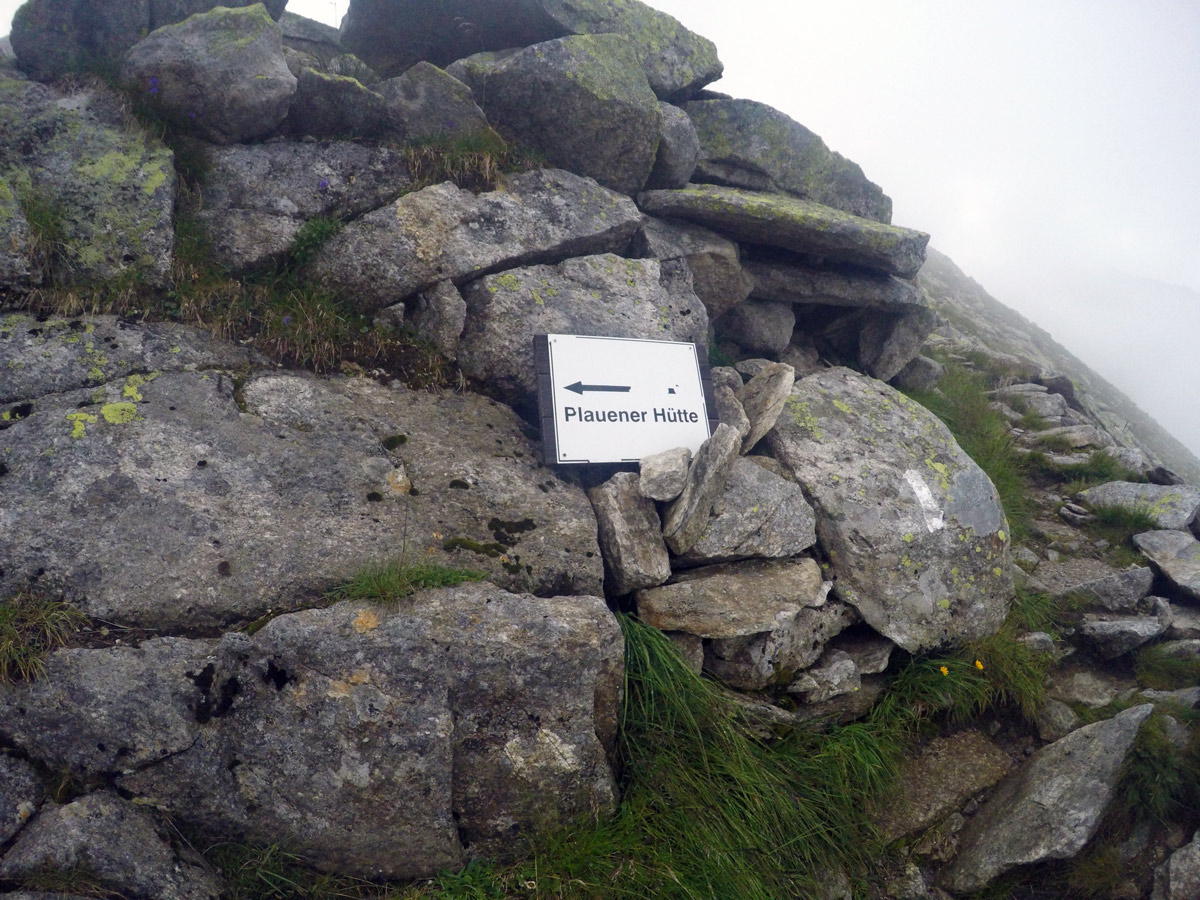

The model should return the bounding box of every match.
[400,130,543,193]
[903,362,1030,541]
[0,588,88,683]
[1134,643,1200,692]
[1114,711,1200,829]
[206,842,383,900]
[326,561,485,607]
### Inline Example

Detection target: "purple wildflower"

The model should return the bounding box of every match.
[318,178,329,192]
[147,76,159,95]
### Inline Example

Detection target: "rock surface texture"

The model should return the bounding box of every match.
[768,368,1013,651]
[942,704,1154,892]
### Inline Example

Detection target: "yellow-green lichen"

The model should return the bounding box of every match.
[122,372,159,402]
[101,402,139,425]
[65,411,97,439]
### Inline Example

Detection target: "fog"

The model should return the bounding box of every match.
[3,0,1198,456]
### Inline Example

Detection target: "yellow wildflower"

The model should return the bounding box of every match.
[975,659,984,670]
[939,665,949,676]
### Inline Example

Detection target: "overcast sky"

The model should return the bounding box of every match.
[3,0,1198,456]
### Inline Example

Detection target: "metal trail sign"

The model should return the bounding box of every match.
[535,333,718,465]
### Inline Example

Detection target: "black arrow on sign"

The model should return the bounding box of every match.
[564,381,631,395]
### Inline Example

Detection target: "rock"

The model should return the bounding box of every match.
[1167,604,1200,640]
[767,368,1012,652]
[631,216,753,320]
[457,254,708,401]
[787,650,860,703]
[121,5,297,145]
[195,140,411,272]
[444,49,522,100]
[1037,698,1083,742]
[665,631,705,674]
[588,472,671,596]
[680,99,891,222]
[0,175,33,291]
[0,78,175,290]
[376,62,491,143]
[1147,465,1188,486]
[1109,445,1154,476]
[1031,558,1153,611]
[482,34,661,195]
[1152,832,1200,900]
[1076,482,1200,530]
[339,0,722,98]
[411,281,468,357]
[661,423,741,555]
[0,755,43,845]
[0,365,602,628]
[309,168,643,313]
[711,365,744,392]
[830,631,896,675]
[714,385,750,439]
[646,102,700,189]
[941,704,1154,893]
[1080,597,1173,659]
[638,185,929,279]
[737,362,795,453]
[1031,424,1111,450]
[1011,546,1040,570]
[0,313,262,406]
[0,587,620,878]
[779,335,823,375]
[1153,639,1200,660]
[706,595,857,691]
[0,791,221,900]
[995,387,1069,420]
[635,557,826,638]
[285,66,389,139]
[746,258,924,310]
[674,458,817,566]
[1049,670,1125,708]
[10,0,286,81]
[715,299,795,357]
[857,306,939,382]
[639,447,691,502]
[1133,530,1200,602]
[874,730,1012,843]
[892,355,945,393]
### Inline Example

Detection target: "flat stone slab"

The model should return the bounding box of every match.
[1031,557,1154,611]
[635,557,826,639]
[1080,598,1172,659]
[875,730,1012,843]
[310,168,644,312]
[1,366,601,629]
[1077,481,1200,530]
[746,258,923,309]
[942,704,1153,893]
[1134,530,1200,601]
[767,368,1012,652]
[638,184,929,279]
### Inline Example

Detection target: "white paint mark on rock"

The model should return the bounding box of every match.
[904,470,945,533]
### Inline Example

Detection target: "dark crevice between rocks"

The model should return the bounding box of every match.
[0,401,34,429]
[187,663,242,725]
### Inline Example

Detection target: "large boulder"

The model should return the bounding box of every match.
[309,168,644,313]
[631,216,753,320]
[1133,530,1200,602]
[1076,481,1200,530]
[339,0,722,98]
[715,299,795,357]
[457,253,708,401]
[194,140,412,272]
[856,305,939,381]
[284,67,389,140]
[588,472,671,596]
[0,77,175,290]
[941,705,1154,893]
[681,98,892,222]
[10,0,287,81]
[0,340,603,629]
[481,35,661,195]
[0,587,622,878]
[121,4,297,145]
[376,62,491,143]
[767,368,1012,652]
[638,185,929,279]
[0,791,222,900]
[1031,557,1154,611]
[646,102,700,190]
[1153,832,1200,900]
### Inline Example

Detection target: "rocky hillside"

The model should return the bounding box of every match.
[1,2,1198,900]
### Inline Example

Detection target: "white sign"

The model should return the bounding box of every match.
[536,334,715,464]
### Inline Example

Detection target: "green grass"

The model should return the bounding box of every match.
[1134,643,1200,692]
[399,130,544,194]
[1077,505,1159,565]
[903,362,1031,541]
[14,175,69,285]
[206,843,384,900]
[325,560,485,607]
[1021,449,1145,494]
[0,588,88,683]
